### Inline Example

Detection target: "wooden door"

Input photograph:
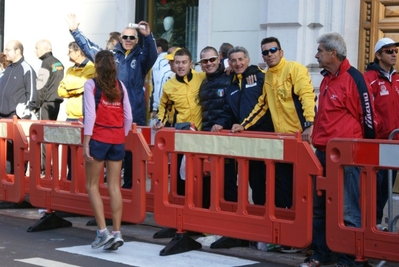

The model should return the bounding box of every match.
[359,0,399,71]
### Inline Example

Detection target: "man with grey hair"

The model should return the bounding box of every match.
[300,32,375,267]
[211,45,273,249]
[66,13,157,189]
[35,39,64,120]
[213,46,273,204]
[35,39,64,177]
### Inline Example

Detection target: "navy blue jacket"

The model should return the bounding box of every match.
[215,66,274,132]
[71,29,157,126]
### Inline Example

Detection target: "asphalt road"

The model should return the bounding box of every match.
[0,209,296,267]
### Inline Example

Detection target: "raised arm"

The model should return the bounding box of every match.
[65,13,101,62]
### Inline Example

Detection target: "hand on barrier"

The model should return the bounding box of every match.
[231,124,244,133]
[211,124,223,132]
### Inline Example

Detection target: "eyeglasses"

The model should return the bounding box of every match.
[262,47,280,56]
[121,35,137,40]
[199,56,218,64]
[382,48,398,54]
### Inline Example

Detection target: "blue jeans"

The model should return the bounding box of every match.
[376,169,397,224]
[311,149,362,266]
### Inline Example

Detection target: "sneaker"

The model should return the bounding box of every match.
[376,224,388,232]
[299,259,321,267]
[91,229,114,249]
[103,232,124,251]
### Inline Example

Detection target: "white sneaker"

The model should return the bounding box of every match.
[92,229,114,249]
[103,232,124,250]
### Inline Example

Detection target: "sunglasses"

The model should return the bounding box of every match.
[262,47,280,56]
[199,56,218,64]
[121,35,137,40]
[382,48,398,54]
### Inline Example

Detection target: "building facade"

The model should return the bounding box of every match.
[2,0,398,90]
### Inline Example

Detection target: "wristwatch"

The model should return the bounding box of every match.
[303,121,313,129]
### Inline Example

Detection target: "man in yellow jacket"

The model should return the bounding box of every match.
[58,41,95,180]
[233,37,317,209]
[155,48,205,131]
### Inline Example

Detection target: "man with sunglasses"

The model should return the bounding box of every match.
[66,14,157,127]
[66,13,157,189]
[235,37,316,210]
[364,37,399,232]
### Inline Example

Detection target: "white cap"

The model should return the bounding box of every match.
[374,37,399,53]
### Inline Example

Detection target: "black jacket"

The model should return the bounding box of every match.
[199,64,232,131]
[37,52,64,107]
[0,57,37,117]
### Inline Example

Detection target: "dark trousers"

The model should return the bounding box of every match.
[201,157,238,209]
[6,140,14,174]
[376,169,398,224]
[122,151,133,188]
[275,162,293,208]
[40,101,61,173]
[249,160,266,205]
[66,118,79,180]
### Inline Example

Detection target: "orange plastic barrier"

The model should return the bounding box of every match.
[152,128,323,255]
[319,138,399,262]
[0,117,34,203]
[27,122,152,231]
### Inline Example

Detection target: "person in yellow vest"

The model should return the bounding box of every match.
[58,41,95,180]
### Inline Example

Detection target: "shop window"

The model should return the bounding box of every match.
[152,0,198,62]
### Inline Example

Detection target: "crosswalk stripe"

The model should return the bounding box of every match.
[15,257,81,267]
[57,241,258,267]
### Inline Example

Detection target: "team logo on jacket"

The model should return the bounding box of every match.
[130,59,137,69]
[277,88,286,101]
[380,84,389,96]
[217,89,224,97]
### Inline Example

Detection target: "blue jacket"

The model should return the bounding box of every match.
[215,66,274,132]
[71,29,158,125]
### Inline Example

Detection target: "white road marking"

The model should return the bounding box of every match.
[57,241,258,267]
[15,257,81,267]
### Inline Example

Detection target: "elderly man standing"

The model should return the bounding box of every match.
[35,39,64,177]
[66,13,157,189]
[300,32,375,267]
[35,39,64,120]
[0,40,37,174]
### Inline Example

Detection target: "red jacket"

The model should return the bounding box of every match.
[364,63,399,139]
[312,59,376,151]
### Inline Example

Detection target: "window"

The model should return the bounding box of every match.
[137,0,199,62]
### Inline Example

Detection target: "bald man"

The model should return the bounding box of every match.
[35,39,64,177]
[0,40,37,118]
[0,40,37,174]
[35,39,64,120]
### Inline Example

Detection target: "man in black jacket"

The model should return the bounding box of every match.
[35,39,64,120]
[198,46,237,206]
[0,40,37,174]
[35,39,65,176]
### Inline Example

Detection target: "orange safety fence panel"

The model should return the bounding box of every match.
[0,117,34,203]
[138,126,156,213]
[28,122,152,224]
[153,128,323,249]
[321,138,399,262]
